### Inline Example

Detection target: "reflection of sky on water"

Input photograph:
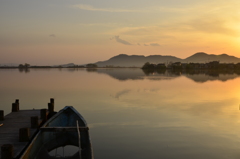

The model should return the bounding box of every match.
[1,68,240,159]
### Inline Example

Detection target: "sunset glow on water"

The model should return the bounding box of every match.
[1,68,240,158]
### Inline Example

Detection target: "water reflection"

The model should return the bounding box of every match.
[81,68,240,82]
[14,67,240,82]
[1,68,240,159]
[18,67,30,73]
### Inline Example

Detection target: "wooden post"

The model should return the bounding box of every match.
[40,109,47,121]
[19,128,29,142]
[48,103,54,113]
[12,103,19,112]
[50,98,54,104]
[0,110,4,120]
[15,99,19,110]
[15,99,19,104]
[1,144,13,159]
[31,116,39,128]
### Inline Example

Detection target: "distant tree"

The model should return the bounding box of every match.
[142,62,150,69]
[141,62,155,69]
[24,63,30,68]
[156,63,166,69]
[86,64,97,68]
[19,63,30,68]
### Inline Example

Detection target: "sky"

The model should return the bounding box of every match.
[1,0,240,65]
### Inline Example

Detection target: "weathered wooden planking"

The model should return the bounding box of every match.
[0,110,41,158]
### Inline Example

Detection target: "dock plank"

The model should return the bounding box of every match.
[0,110,42,158]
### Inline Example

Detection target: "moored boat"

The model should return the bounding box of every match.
[20,106,94,159]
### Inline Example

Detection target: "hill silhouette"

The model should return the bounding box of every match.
[95,54,181,67]
[183,52,240,63]
[94,52,240,67]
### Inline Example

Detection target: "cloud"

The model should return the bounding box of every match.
[72,4,138,13]
[150,43,160,46]
[114,89,131,99]
[49,34,56,37]
[71,3,216,14]
[138,43,160,46]
[112,36,132,45]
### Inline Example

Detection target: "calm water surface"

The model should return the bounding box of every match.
[1,68,240,159]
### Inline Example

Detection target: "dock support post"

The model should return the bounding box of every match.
[1,144,13,159]
[50,98,54,104]
[40,109,47,121]
[12,103,19,112]
[31,116,39,128]
[48,103,54,113]
[19,128,30,142]
[0,110,4,120]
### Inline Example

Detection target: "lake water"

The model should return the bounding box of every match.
[1,68,240,159]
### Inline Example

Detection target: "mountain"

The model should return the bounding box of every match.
[56,63,76,67]
[94,52,240,67]
[183,52,240,63]
[95,54,181,67]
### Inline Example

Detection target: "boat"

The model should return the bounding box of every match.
[20,106,94,159]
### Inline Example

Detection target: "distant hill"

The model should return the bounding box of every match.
[95,54,181,67]
[182,52,240,63]
[94,52,240,67]
[54,63,75,67]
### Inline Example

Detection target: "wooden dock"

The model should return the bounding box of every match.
[0,99,54,159]
[0,110,42,158]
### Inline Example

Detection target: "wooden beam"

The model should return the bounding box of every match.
[0,110,4,120]
[1,144,13,159]
[40,127,89,132]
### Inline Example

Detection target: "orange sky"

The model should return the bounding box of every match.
[1,0,240,65]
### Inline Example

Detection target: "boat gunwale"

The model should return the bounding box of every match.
[42,106,88,127]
